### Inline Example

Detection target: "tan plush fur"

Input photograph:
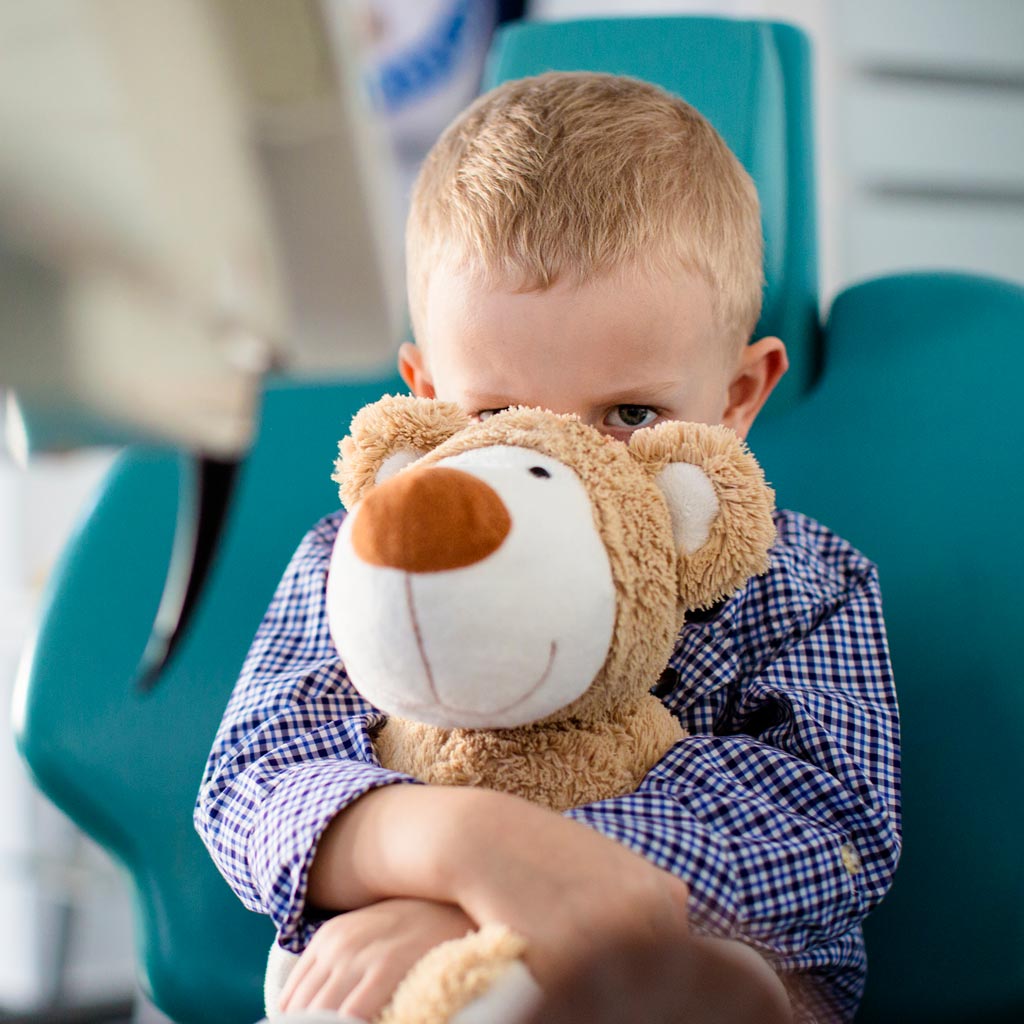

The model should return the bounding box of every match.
[374,695,685,813]
[330,395,776,1023]
[629,421,776,611]
[377,925,527,1024]
[334,398,469,510]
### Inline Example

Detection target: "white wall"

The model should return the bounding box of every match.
[532,0,1024,301]
[832,0,1024,288]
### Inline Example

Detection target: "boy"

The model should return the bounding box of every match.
[196,73,900,1024]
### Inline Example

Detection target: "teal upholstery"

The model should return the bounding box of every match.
[752,273,1024,1023]
[14,14,1024,1024]
[16,373,402,1023]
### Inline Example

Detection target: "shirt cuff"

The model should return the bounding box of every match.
[248,754,419,950]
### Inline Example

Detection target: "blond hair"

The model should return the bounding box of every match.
[406,71,764,348]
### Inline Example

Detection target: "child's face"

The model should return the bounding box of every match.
[400,266,785,441]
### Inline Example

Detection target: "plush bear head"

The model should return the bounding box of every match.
[326,395,775,735]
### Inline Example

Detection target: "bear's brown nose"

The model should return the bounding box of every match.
[351,466,512,572]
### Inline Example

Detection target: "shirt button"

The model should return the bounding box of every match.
[841,843,863,875]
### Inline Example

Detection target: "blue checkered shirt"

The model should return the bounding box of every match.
[195,508,900,1023]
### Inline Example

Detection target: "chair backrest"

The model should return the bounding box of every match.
[752,272,1024,1023]
[16,373,401,1023]
[487,17,821,414]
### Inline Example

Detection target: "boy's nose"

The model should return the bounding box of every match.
[351,466,512,572]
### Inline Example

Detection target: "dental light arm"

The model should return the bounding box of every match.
[1,0,402,685]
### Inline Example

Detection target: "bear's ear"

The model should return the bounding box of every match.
[629,422,776,611]
[332,395,469,508]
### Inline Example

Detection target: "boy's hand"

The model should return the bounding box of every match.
[276,897,473,1021]
[525,933,793,1024]
[446,789,692,989]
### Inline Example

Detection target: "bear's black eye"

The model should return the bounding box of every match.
[529,466,551,478]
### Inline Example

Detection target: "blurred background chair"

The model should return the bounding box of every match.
[13,13,1024,1024]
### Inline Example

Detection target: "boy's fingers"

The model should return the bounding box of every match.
[340,965,404,1022]
[305,967,364,1013]
[277,956,313,1011]
[279,962,333,1013]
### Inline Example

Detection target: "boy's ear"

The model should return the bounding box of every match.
[721,336,788,439]
[398,341,436,398]
[332,395,469,508]
[629,422,776,611]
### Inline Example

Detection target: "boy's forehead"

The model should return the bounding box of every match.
[422,264,723,371]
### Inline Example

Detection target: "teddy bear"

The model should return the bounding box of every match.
[269,394,776,1024]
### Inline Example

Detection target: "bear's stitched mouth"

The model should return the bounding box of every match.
[403,573,558,719]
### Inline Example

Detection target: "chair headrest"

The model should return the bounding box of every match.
[487,16,821,415]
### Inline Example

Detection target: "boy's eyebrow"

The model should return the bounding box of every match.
[463,380,686,410]
[461,392,514,409]
[589,380,686,406]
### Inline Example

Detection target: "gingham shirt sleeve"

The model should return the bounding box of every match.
[194,511,418,951]
[564,510,901,1024]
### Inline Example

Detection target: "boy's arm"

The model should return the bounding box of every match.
[558,525,900,1022]
[306,787,791,1024]
[194,512,420,949]
[306,783,693,979]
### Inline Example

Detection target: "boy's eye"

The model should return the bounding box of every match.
[604,405,659,429]
[476,408,508,421]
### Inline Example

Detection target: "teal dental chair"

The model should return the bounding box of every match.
[15,16,1024,1024]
